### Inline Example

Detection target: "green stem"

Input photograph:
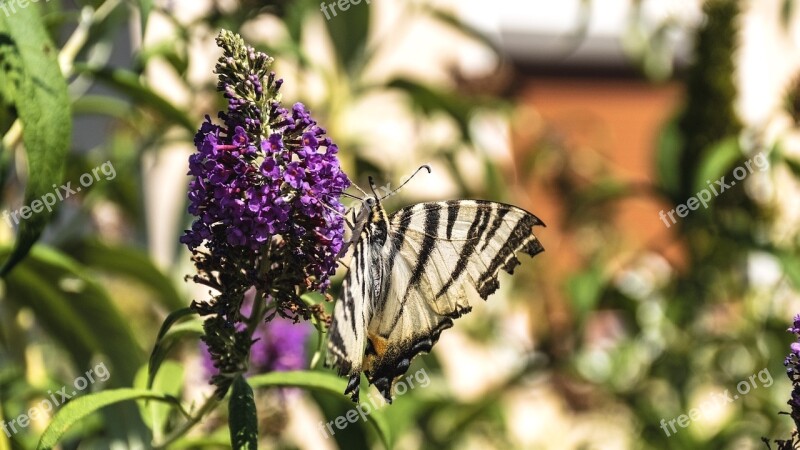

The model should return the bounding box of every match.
[59,0,122,76]
[246,289,267,337]
[152,395,220,450]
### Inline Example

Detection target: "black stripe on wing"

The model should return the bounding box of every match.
[388,204,442,330]
[364,305,472,403]
[386,207,413,276]
[475,212,545,299]
[479,207,510,251]
[445,201,460,239]
[365,199,545,403]
[435,206,491,298]
[326,321,351,375]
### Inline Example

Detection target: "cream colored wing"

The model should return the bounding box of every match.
[362,200,545,401]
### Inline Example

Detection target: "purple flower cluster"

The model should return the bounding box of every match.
[181,103,349,289]
[180,33,349,293]
[785,315,800,431]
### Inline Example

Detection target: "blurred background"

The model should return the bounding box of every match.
[2,0,800,448]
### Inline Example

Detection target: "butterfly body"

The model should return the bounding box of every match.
[327,196,545,402]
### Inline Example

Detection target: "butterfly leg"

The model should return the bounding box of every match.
[345,373,361,403]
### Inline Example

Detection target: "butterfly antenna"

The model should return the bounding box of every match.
[320,201,347,219]
[379,164,432,201]
[368,176,380,198]
[350,181,370,198]
[321,200,361,231]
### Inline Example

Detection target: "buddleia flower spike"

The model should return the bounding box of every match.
[181,30,350,397]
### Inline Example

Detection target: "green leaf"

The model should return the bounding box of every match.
[567,268,606,324]
[169,429,229,449]
[36,389,177,450]
[73,64,195,133]
[138,0,153,38]
[136,40,188,76]
[248,371,391,448]
[423,7,500,53]
[782,0,796,29]
[134,361,185,440]
[65,240,185,311]
[284,0,316,44]
[2,246,144,385]
[72,95,135,122]
[654,119,683,199]
[782,153,800,179]
[0,5,71,275]
[322,0,370,75]
[147,307,198,389]
[779,252,800,290]
[229,376,258,450]
[172,435,229,449]
[692,136,741,194]
[388,78,479,140]
[0,392,9,450]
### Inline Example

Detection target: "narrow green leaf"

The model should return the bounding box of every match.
[2,246,144,385]
[134,361,185,440]
[145,319,203,394]
[783,155,800,179]
[779,252,800,290]
[655,119,683,199]
[136,40,189,76]
[567,268,605,323]
[248,371,391,448]
[72,95,135,122]
[36,389,176,450]
[423,7,500,53]
[388,78,485,140]
[322,0,370,75]
[229,376,258,450]
[284,0,316,44]
[66,240,185,311]
[169,429,230,449]
[248,370,346,396]
[147,307,198,389]
[0,391,9,450]
[692,136,741,194]
[139,0,154,38]
[0,5,71,275]
[73,63,195,133]
[782,0,796,29]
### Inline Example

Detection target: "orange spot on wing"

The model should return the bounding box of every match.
[369,334,389,358]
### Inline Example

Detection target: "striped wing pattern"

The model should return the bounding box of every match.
[364,200,544,400]
[326,228,383,401]
[327,199,544,403]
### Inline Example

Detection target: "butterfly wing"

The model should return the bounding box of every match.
[326,211,387,402]
[363,200,545,401]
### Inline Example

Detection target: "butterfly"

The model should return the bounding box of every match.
[326,166,545,403]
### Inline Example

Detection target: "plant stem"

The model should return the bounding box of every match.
[59,0,122,76]
[246,289,267,337]
[152,394,220,449]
